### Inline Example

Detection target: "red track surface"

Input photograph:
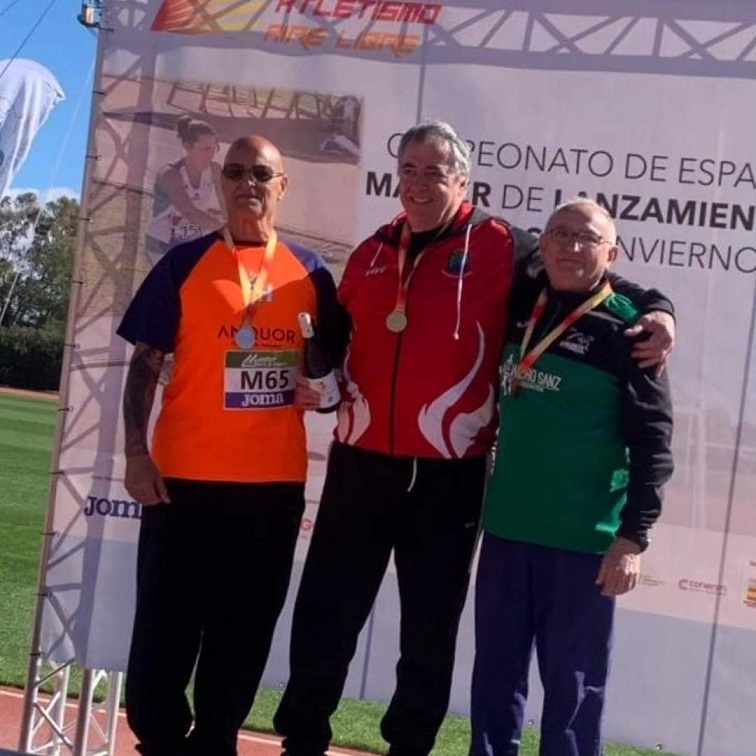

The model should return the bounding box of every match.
[0,687,372,756]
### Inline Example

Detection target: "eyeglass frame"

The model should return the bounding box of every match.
[544,227,614,249]
[221,163,285,183]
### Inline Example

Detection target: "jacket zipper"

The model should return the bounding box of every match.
[386,228,467,455]
[388,330,403,455]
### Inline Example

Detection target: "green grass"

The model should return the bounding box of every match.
[244,688,669,755]
[0,394,56,688]
[0,392,674,755]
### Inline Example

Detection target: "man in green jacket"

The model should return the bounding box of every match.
[470,198,674,756]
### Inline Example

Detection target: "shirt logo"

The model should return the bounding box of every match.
[445,249,470,276]
[365,265,388,277]
[501,354,562,394]
[560,329,594,356]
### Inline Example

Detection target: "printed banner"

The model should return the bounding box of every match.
[37,2,756,754]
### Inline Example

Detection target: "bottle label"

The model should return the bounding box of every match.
[304,371,341,410]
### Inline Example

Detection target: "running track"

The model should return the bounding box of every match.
[0,687,373,756]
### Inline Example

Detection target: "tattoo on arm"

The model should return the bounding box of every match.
[123,343,165,457]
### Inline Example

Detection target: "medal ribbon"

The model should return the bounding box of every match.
[511,282,613,390]
[391,222,416,320]
[390,218,451,319]
[223,226,278,328]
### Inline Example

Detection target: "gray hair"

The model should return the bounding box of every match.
[549,197,617,243]
[397,121,471,179]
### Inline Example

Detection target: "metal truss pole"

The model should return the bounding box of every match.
[19,4,111,755]
[72,670,123,756]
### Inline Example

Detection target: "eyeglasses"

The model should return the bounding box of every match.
[221,163,284,183]
[546,228,610,249]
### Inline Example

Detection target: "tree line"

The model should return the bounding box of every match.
[0,192,77,390]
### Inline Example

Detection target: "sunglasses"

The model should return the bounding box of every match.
[221,163,284,183]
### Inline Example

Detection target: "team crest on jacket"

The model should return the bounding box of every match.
[444,249,471,277]
[560,329,594,356]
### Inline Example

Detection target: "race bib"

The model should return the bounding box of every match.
[171,215,202,242]
[224,350,298,409]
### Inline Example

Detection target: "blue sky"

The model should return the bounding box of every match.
[2,0,97,200]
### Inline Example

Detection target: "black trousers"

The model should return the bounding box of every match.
[125,479,305,756]
[274,442,486,756]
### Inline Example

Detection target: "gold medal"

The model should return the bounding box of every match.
[386,310,408,333]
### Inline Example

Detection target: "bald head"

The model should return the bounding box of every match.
[225,135,285,173]
[222,134,288,240]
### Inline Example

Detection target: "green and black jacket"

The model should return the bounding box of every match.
[484,268,675,555]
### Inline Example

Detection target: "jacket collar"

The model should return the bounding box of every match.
[543,273,612,307]
[376,201,485,246]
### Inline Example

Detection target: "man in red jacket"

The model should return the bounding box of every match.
[274,121,674,756]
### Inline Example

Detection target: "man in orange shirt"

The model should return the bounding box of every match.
[117,135,349,756]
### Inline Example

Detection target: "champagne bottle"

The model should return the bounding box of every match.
[298,312,341,413]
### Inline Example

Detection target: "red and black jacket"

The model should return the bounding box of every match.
[331,201,673,461]
[335,202,524,459]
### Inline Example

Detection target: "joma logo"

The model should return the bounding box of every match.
[83,495,142,519]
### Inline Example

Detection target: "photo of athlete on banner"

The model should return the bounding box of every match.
[144,114,225,265]
[99,75,362,276]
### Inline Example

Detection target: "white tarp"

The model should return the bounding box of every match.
[0,58,64,196]
[37,2,756,754]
